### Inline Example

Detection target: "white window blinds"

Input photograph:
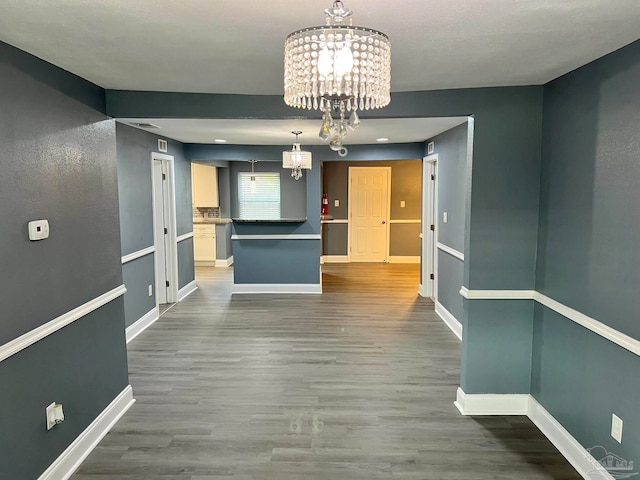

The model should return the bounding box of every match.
[238,172,281,219]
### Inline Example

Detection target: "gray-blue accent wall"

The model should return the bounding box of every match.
[0,48,128,479]
[533,39,640,467]
[116,122,195,324]
[425,122,470,326]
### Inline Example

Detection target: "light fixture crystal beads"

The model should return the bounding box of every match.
[284,1,391,155]
[282,131,312,180]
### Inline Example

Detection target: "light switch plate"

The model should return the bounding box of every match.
[148,285,153,297]
[400,201,406,208]
[611,413,623,443]
[443,212,448,223]
[334,199,340,207]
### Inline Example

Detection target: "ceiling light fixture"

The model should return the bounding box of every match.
[282,131,312,180]
[376,137,390,142]
[248,159,258,192]
[284,1,391,156]
[214,139,227,143]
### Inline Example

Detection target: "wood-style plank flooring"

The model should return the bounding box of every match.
[72,264,579,479]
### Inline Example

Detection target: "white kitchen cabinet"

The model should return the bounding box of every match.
[192,163,219,207]
[193,225,216,263]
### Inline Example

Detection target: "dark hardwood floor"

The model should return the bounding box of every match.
[72,264,580,479]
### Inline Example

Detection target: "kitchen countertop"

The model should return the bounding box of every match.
[232,218,307,223]
[193,218,233,225]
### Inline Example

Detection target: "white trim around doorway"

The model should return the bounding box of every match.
[151,152,179,307]
[420,155,438,301]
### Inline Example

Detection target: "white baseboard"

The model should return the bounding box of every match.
[418,283,434,299]
[177,280,198,302]
[528,397,614,480]
[435,302,463,341]
[321,255,349,264]
[455,389,615,480]
[195,260,216,267]
[454,387,530,415]
[215,256,234,267]
[125,306,159,343]
[387,255,421,264]
[233,283,322,294]
[38,385,135,480]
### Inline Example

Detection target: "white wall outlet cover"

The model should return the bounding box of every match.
[611,413,623,443]
[334,199,340,207]
[400,201,406,208]
[443,212,448,223]
[46,402,64,430]
[28,219,50,241]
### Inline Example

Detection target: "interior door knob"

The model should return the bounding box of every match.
[381,220,386,224]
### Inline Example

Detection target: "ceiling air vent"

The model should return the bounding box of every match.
[427,141,435,154]
[158,139,168,153]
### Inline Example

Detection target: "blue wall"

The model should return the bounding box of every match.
[426,123,470,324]
[187,146,321,286]
[116,122,194,319]
[533,40,640,465]
[0,46,128,479]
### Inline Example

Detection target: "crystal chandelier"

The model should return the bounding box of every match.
[284,1,391,156]
[282,131,312,180]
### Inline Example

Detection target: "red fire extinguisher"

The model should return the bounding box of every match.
[321,193,329,215]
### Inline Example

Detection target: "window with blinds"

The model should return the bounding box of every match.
[237,172,281,219]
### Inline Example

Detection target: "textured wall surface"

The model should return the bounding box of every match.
[122,255,156,328]
[427,123,469,253]
[0,299,128,480]
[437,250,464,323]
[0,64,122,344]
[178,238,195,288]
[533,40,640,465]
[0,54,128,479]
[115,122,194,318]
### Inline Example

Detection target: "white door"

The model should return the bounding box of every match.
[421,156,438,299]
[349,167,390,262]
[153,159,170,304]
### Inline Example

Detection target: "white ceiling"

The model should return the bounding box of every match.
[117,117,469,145]
[2,1,637,146]
[0,0,639,94]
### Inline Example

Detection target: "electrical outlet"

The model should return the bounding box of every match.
[334,199,340,207]
[148,285,153,297]
[46,402,64,430]
[611,414,623,443]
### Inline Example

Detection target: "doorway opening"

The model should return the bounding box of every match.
[151,152,179,315]
[321,160,422,297]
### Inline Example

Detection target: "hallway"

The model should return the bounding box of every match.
[72,264,578,479]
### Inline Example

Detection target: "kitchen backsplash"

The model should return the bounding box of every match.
[193,206,220,220]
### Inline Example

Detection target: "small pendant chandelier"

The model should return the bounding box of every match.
[284,1,391,155]
[282,131,312,180]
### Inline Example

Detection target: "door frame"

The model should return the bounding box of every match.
[420,154,438,299]
[347,166,392,263]
[151,152,179,305]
